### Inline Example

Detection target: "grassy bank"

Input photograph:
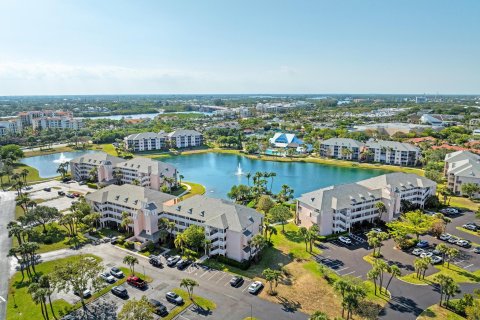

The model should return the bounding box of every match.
[399,263,480,285]
[180,181,206,200]
[418,304,466,320]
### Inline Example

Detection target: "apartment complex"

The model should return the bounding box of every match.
[0,118,23,136]
[296,173,436,235]
[85,186,263,262]
[124,132,167,152]
[167,129,203,148]
[444,150,480,197]
[364,140,420,166]
[162,195,263,261]
[32,116,83,130]
[70,152,178,191]
[320,138,364,160]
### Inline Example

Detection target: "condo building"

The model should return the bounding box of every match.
[0,118,23,136]
[444,150,480,197]
[296,173,436,235]
[364,140,420,166]
[320,138,364,160]
[167,129,203,148]
[124,132,167,152]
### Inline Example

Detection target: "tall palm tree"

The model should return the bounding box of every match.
[269,172,277,192]
[120,211,133,233]
[245,172,251,186]
[180,278,199,300]
[123,255,139,275]
[179,174,184,185]
[174,233,185,254]
[21,168,29,184]
[28,283,50,320]
[39,275,58,320]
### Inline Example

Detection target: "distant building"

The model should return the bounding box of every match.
[416,96,427,104]
[420,114,444,126]
[167,129,203,148]
[124,132,167,152]
[365,140,420,166]
[0,118,22,136]
[444,150,480,197]
[32,117,83,130]
[70,152,124,183]
[320,138,364,160]
[353,122,439,136]
[296,173,436,235]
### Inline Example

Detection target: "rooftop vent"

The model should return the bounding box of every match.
[310,197,315,202]
[188,208,193,214]
[200,211,205,217]
[176,206,181,211]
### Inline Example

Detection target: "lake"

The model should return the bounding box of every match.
[20,150,99,178]
[162,153,390,199]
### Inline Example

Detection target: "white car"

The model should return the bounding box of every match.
[338,236,352,245]
[248,281,263,294]
[100,272,116,283]
[456,240,471,247]
[412,248,424,256]
[431,256,443,264]
[439,233,452,241]
[370,228,383,233]
[463,224,478,231]
[420,252,433,259]
[110,267,124,278]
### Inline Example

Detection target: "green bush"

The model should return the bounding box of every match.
[209,255,251,270]
[42,236,53,244]
[124,241,134,249]
[147,242,155,252]
[87,182,98,189]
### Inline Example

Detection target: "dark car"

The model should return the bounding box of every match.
[111,285,128,298]
[149,299,168,315]
[474,247,480,254]
[176,259,192,270]
[166,255,181,267]
[166,291,184,305]
[58,191,65,196]
[66,193,75,199]
[43,187,51,192]
[230,276,244,287]
[149,256,163,268]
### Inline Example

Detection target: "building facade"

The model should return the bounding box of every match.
[0,118,23,136]
[167,129,203,148]
[70,152,124,182]
[444,150,480,197]
[320,138,364,160]
[296,173,436,235]
[364,140,420,166]
[124,132,167,152]
[32,117,83,130]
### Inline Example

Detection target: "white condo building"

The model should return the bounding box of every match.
[124,132,167,152]
[296,173,436,235]
[70,152,178,191]
[167,129,203,148]
[364,140,420,166]
[0,118,23,136]
[444,150,480,197]
[320,138,364,160]
[32,117,84,130]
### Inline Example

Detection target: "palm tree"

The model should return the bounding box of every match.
[39,275,58,320]
[21,168,29,184]
[375,202,387,222]
[308,224,319,252]
[174,233,185,254]
[179,174,184,185]
[120,211,133,233]
[245,172,252,186]
[268,172,276,192]
[367,267,380,295]
[123,255,139,275]
[180,278,199,300]
[298,227,309,251]
[250,234,267,261]
[28,282,50,320]
[88,167,98,182]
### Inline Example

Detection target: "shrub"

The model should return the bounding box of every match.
[87,182,98,189]
[147,242,155,252]
[124,241,134,249]
[210,255,251,270]
[42,236,53,244]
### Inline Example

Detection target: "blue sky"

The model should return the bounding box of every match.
[0,0,479,95]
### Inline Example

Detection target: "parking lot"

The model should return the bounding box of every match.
[24,180,95,212]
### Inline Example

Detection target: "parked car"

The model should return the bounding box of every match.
[416,240,429,248]
[463,223,479,231]
[43,187,51,192]
[412,248,425,256]
[126,276,147,289]
[420,252,433,259]
[110,236,119,244]
[338,236,352,245]
[176,259,192,270]
[440,208,459,215]
[58,191,65,196]
[73,192,80,197]
[149,256,163,268]
[66,193,75,199]
[248,281,263,294]
[430,249,441,256]
[100,272,116,283]
[111,285,128,298]
[474,247,480,254]
[167,255,181,267]
[79,181,87,185]
[230,276,244,287]
[439,233,452,241]
[448,237,459,244]
[110,267,124,278]
[74,289,92,299]
[431,256,443,264]
[166,291,184,305]
[457,240,471,248]
[370,228,383,233]
[149,299,168,315]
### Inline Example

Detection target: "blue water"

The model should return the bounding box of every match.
[162,153,390,199]
[20,150,99,178]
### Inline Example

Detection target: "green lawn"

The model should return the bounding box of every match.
[418,304,466,320]
[170,184,188,196]
[448,196,480,211]
[400,263,480,285]
[2,163,48,190]
[12,222,91,254]
[456,226,480,239]
[97,143,118,156]
[181,181,206,200]
[161,289,216,320]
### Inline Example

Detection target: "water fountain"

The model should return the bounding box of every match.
[53,152,72,164]
[235,163,243,175]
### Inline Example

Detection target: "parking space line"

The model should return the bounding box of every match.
[200,270,210,278]
[242,283,251,292]
[464,263,474,269]
[216,273,228,283]
[207,271,219,280]
[342,271,356,276]
[337,267,349,272]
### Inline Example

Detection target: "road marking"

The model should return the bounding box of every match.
[337,267,349,272]
[242,283,251,292]
[207,271,218,280]
[200,270,210,278]
[0,296,5,302]
[464,263,474,269]
[224,294,236,300]
[216,273,228,283]
[342,271,356,276]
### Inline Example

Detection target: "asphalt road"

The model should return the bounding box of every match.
[0,191,15,320]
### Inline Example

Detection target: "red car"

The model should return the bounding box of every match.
[73,192,81,197]
[126,276,147,289]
